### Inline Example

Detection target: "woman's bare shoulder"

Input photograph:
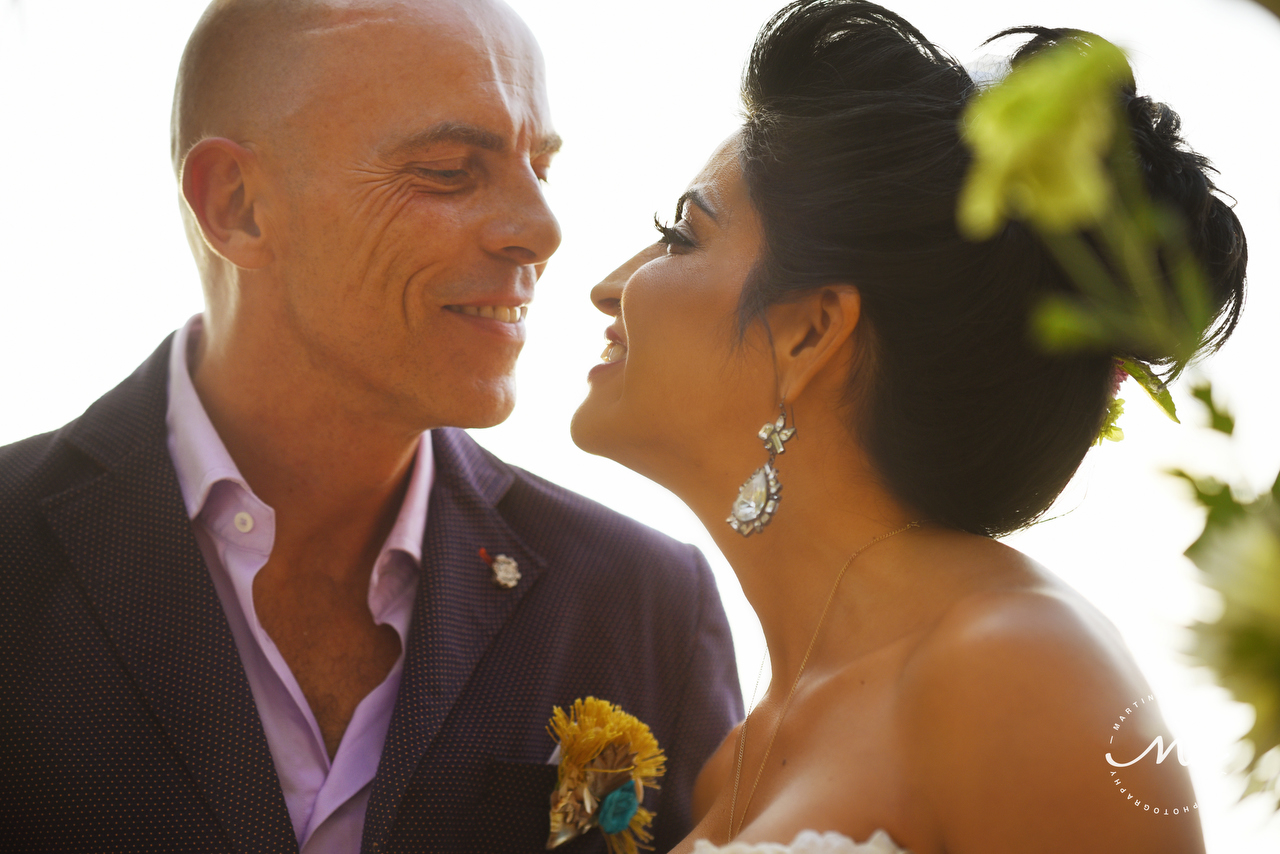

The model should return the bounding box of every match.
[899,534,1142,726]
[890,540,1201,852]
[905,532,1131,663]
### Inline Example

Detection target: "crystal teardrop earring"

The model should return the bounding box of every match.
[726,403,796,537]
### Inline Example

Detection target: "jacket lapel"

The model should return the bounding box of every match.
[38,337,297,854]
[362,427,548,852]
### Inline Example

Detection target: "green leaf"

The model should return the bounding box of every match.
[1120,358,1179,423]
[1191,382,1235,436]
[1168,468,1240,514]
[1168,468,1247,559]
[1031,296,1110,350]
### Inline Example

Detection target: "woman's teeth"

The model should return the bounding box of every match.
[600,342,627,363]
[447,305,528,323]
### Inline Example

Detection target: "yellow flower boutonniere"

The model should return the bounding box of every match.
[547,697,666,854]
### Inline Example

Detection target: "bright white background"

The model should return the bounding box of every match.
[2,0,1278,849]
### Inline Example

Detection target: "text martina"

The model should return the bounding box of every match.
[1104,694,1197,817]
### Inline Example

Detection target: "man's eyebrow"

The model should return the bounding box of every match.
[384,122,562,160]
[676,189,719,225]
[383,122,503,159]
[534,133,563,158]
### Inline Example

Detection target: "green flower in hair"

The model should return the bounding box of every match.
[1096,397,1125,445]
[958,37,1130,238]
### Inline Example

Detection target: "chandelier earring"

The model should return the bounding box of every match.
[726,402,796,537]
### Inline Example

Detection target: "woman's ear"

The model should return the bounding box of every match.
[180,138,273,269]
[768,285,862,403]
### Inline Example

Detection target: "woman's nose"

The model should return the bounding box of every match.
[590,243,665,316]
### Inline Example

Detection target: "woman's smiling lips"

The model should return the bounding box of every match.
[589,325,627,380]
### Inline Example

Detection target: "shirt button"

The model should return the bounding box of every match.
[234,512,255,534]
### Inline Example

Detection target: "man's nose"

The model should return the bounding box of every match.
[487,168,562,267]
[590,243,665,316]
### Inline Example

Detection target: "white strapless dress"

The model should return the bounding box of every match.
[692,829,909,854]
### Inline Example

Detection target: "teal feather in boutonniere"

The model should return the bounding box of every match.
[546,697,666,854]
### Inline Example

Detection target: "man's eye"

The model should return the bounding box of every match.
[416,168,467,181]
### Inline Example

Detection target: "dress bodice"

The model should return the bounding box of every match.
[692,829,909,854]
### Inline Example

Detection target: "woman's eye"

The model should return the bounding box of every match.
[653,215,695,250]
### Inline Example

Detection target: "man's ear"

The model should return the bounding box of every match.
[180,138,273,269]
[768,285,862,403]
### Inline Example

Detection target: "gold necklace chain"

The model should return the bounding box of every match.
[727,520,922,842]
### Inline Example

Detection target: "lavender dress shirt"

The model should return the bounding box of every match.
[164,315,435,852]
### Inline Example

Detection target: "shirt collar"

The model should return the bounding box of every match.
[381,431,432,566]
[164,313,435,567]
[166,314,252,521]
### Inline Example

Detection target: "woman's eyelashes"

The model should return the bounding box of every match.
[653,214,696,250]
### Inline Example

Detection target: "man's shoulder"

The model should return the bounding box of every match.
[0,424,87,514]
[0,337,173,578]
[0,423,99,616]
[0,339,172,510]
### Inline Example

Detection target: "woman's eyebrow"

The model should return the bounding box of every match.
[676,188,719,225]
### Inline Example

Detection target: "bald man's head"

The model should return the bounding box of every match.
[173,0,310,174]
[171,0,560,431]
[170,0,535,175]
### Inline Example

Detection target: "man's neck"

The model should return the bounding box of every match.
[190,323,422,583]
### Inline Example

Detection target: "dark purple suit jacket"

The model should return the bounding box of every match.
[0,337,742,853]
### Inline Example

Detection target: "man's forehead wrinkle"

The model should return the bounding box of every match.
[292,0,535,94]
[457,0,546,109]
[295,11,405,37]
[294,0,479,40]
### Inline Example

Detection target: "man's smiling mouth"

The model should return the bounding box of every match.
[445,304,528,323]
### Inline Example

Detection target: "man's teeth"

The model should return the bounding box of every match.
[600,342,627,363]
[447,305,528,323]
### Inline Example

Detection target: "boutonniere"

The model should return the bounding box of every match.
[547,697,666,854]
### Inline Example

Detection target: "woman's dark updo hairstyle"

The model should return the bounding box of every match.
[737,0,1247,537]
